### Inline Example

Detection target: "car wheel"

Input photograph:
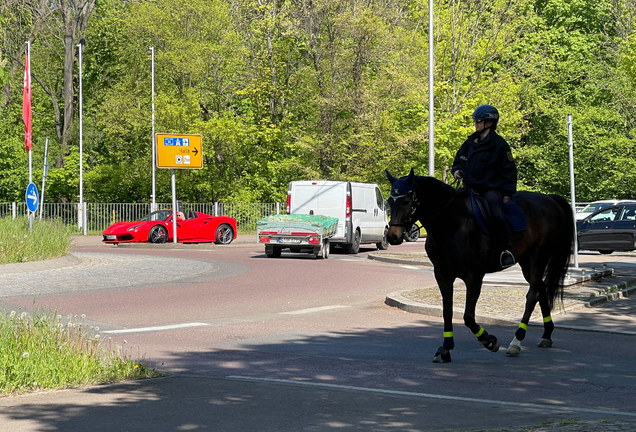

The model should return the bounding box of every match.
[148,225,168,244]
[347,229,361,254]
[404,224,420,242]
[214,223,234,245]
[376,227,389,250]
[598,250,614,255]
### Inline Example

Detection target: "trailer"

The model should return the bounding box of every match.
[257,214,338,259]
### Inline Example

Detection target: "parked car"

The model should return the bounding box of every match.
[576,203,636,254]
[576,199,636,220]
[102,209,237,245]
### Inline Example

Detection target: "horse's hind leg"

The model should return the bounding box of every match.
[433,270,455,363]
[463,274,500,353]
[536,292,555,348]
[507,258,546,356]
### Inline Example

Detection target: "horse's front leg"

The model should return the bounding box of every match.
[464,274,500,353]
[433,269,455,363]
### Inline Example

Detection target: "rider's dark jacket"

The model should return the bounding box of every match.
[451,130,517,197]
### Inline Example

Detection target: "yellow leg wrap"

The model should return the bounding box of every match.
[543,316,552,323]
[474,327,485,338]
[519,323,528,331]
[443,331,453,338]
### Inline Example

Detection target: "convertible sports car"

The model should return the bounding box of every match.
[102,209,237,245]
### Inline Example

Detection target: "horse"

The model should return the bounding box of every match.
[385,169,574,363]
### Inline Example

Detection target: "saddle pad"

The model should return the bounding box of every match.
[471,192,527,235]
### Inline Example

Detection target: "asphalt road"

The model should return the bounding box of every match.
[1,237,635,431]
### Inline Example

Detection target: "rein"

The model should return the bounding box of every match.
[389,179,459,228]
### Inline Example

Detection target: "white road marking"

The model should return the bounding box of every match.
[279,305,350,315]
[399,265,420,270]
[102,322,210,335]
[227,376,636,418]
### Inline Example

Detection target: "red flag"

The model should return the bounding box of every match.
[23,51,32,152]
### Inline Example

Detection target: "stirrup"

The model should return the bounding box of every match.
[500,250,515,268]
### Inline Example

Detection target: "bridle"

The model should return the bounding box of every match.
[388,189,419,228]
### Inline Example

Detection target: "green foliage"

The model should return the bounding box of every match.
[0,310,159,395]
[0,217,71,264]
[1,0,636,203]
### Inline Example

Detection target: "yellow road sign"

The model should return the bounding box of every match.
[156,133,203,169]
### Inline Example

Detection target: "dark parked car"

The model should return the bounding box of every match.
[576,204,636,254]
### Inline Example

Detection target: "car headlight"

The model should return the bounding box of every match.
[127,224,143,231]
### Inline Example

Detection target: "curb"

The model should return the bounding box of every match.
[368,254,433,267]
[0,253,81,275]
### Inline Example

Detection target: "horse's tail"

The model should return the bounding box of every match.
[545,194,574,309]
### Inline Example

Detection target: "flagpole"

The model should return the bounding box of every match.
[27,41,32,185]
[26,41,33,232]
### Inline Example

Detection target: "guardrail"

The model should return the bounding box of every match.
[1,202,285,233]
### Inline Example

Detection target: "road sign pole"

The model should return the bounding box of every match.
[568,114,579,269]
[150,47,157,212]
[171,169,177,244]
[39,137,49,220]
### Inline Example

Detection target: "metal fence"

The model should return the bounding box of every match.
[1,202,285,233]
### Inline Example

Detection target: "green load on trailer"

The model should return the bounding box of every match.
[257,214,338,237]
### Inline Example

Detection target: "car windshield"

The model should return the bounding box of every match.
[581,203,613,213]
[140,210,172,221]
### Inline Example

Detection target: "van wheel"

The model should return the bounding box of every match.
[376,228,389,250]
[347,229,361,254]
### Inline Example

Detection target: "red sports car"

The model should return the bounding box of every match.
[102,209,237,245]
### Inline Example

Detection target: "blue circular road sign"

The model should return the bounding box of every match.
[26,182,39,212]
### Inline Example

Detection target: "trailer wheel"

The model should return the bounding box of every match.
[266,246,282,258]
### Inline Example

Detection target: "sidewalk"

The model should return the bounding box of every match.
[374,251,636,333]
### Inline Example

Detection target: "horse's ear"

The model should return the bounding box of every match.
[385,169,396,184]
[407,168,415,183]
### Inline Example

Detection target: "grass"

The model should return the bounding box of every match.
[0,217,72,264]
[0,310,161,395]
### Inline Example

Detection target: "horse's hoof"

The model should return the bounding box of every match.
[506,337,522,356]
[537,338,553,348]
[481,335,500,352]
[433,347,451,363]
[506,345,521,356]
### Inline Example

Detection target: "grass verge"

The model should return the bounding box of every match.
[0,310,161,395]
[0,217,72,264]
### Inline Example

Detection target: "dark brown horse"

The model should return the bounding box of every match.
[386,169,574,362]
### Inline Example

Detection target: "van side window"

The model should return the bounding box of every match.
[375,187,384,210]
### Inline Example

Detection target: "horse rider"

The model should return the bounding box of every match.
[451,104,518,269]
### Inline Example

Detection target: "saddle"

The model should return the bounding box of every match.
[469,190,526,236]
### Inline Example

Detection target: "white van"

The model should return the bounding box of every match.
[286,181,389,253]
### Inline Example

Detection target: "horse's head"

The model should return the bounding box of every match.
[385,168,418,245]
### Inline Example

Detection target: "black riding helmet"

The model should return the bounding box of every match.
[472,105,499,129]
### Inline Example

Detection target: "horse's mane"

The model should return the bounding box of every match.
[412,176,457,202]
